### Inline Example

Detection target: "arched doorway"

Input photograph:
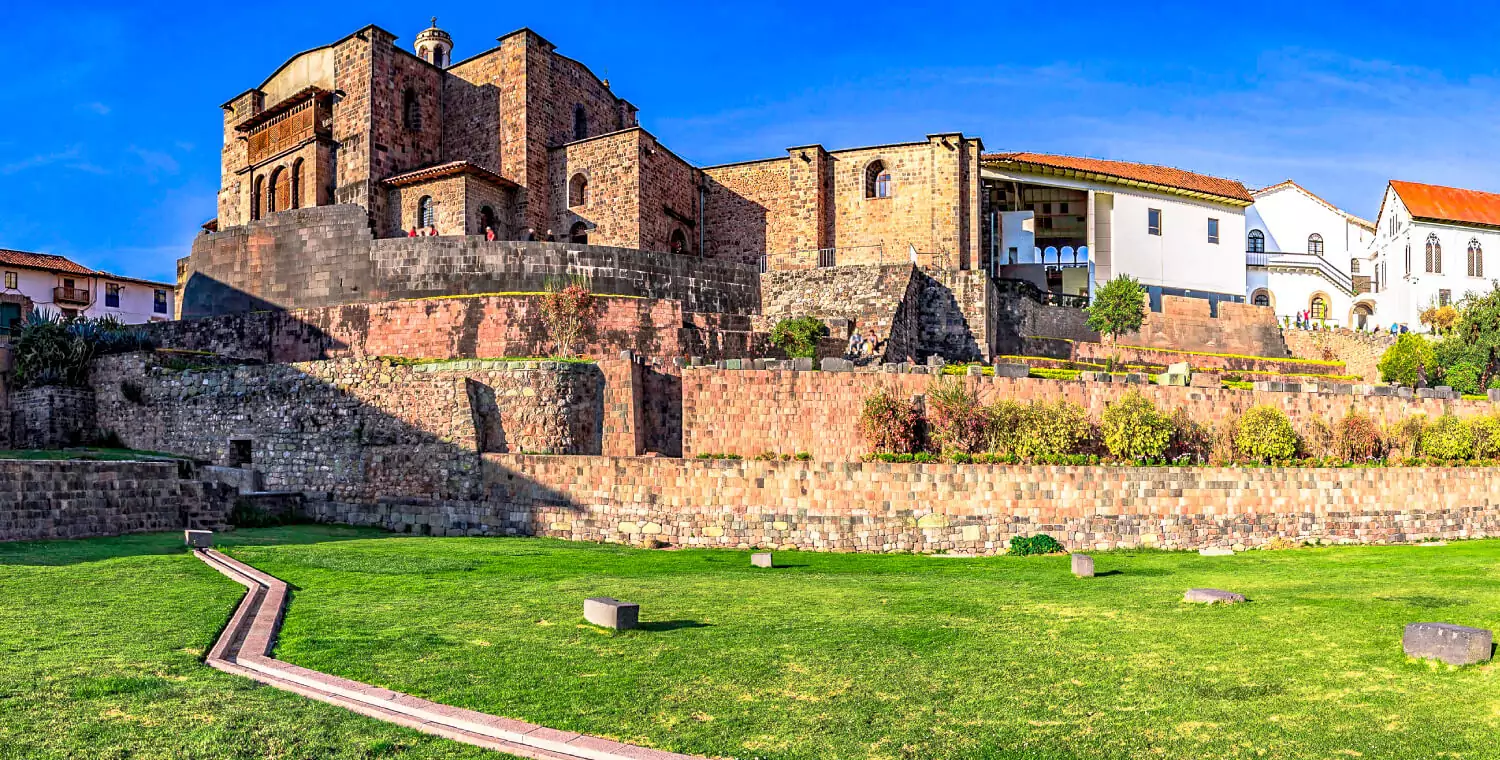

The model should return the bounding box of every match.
[479,206,498,237]
[1351,301,1375,330]
[569,221,588,244]
[1250,288,1273,308]
[1308,293,1330,322]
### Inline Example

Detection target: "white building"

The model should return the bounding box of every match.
[981,153,1252,310]
[1369,181,1500,331]
[1244,180,1377,328]
[0,249,176,332]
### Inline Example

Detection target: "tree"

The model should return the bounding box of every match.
[1436,285,1500,389]
[1086,275,1146,342]
[769,316,827,359]
[538,276,596,358]
[1377,332,1436,387]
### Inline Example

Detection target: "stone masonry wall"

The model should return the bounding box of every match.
[681,367,1496,461]
[89,354,606,504]
[1284,329,1397,386]
[9,387,97,449]
[304,454,1500,553]
[0,461,208,542]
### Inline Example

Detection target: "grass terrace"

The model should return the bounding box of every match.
[4,527,1500,758]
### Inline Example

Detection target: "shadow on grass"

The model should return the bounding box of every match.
[0,524,399,568]
[638,620,713,633]
[1093,570,1124,577]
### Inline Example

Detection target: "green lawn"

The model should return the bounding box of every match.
[4,528,1500,759]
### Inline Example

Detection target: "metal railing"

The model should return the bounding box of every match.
[1255,251,1356,295]
[760,243,885,272]
[994,278,1089,309]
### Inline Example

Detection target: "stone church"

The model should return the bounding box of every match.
[208,20,984,269]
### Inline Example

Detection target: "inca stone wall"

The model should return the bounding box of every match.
[1284,328,1396,386]
[9,387,97,449]
[304,454,1500,552]
[0,460,224,542]
[681,366,1497,462]
[89,354,607,503]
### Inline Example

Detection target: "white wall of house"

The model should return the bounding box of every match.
[0,266,174,324]
[984,168,1248,298]
[1370,186,1500,331]
[1245,183,1378,327]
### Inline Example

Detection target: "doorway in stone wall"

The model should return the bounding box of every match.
[228,438,253,468]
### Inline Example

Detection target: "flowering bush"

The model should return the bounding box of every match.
[1101,391,1172,461]
[1299,416,1336,459]
[1335,409,1383,461]
[858,386,922,454]
[1014,399,1091,460]
[1472,415,1500,460]
[1420,414,1474,460]
[1236,406,1298,462]
[538,277,596,358]
[926,378,989,454]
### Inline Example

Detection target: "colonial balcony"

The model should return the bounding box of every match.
[54,286,90,305]
[244,95,331,166]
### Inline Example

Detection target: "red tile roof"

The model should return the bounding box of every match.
[383,161,517,188]
[1389,180,1500,229]
[0,249,98,276]
[983,152,1253,204]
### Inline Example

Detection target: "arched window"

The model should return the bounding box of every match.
[1307,233,1323,256]
[1252,290,1271,307]
[669,229,688,254]
[1426,233,1441,273]
[250,175,263,221]
[403,88,420,131]
[267,167,284,213]
[1310,294,1329,321]
[1350,258,1360,274]
[569,221,588,244]
[1247,229,1265,253]
[865,160,891,199]
[568,173,588,207]
[418,196,435,229]
[573,104,588,141]
[1468,239,1484,277]
[290,159,303,210]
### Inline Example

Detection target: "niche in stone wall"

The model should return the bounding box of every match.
[465,379,506,453]
[228,438,253,468]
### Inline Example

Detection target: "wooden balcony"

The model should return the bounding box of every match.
[245,98,329,165]
[54,286,90,305]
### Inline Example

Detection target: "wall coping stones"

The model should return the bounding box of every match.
[195,549,703,760]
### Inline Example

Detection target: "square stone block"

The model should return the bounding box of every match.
[1404,623,1493,666]
[184,530,214,548]
[1489,388,1500,403]
[1198,547,1234,556]
[992,362,1030,379]
[1190,373,1223,388]
[1071,554,1094,578]
[820,358,852,372]
[1167,362,1190,375]
[966,365,983,376]
[584,597,639,630]
[752,552,773,568]
[792,357,814,372]
[1184,588,1245,604]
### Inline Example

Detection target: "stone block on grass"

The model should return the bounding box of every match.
[1403,622,1493,666]
[1184,588,1246,604]
[992,362,1030,379]
[1198,547,1235,556]
[752,552,774,568]
[184,530,214,548]
[1071,554,1094,578]
[584,597,639,631]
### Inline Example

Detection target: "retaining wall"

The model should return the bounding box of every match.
[8,386,97,449]
[0,460,223,542]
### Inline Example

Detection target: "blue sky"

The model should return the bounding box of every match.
[4,1,1500,282]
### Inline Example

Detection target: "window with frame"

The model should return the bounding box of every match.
[1468,239,1484,277]
[1207,218,1219,244]
[1307,233,1323,256]
[1247,229,1265,253]
[1439,289,1452,307]
[1350,259,1360,274]
[153,289,168,314]
[3,272,15,289]
[1147,208,1162,236]
[1310,295,1329,321]
[418,196,436,228]
[568,173,588,207]
[573,104,588,141]
[1426,234,1442,273]
[1405,244,1411,275]
[403,89,420,131]
[865,160,891,199]
[105,283,121,308]
[1253,291,1270,307]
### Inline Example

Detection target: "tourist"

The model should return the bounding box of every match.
[484,226,496,241]
[407,227,418,238]
[427,225,438,237]
[846,330,863,359]
[1416,362,1429,389]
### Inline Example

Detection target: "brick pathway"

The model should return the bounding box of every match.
[195,548,701,760]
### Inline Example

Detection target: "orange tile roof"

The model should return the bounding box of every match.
[383,161,517,188]
[0,249,98,276]
[983,152,1253,204]
[1389,180,1500,229]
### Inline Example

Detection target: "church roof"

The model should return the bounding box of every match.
[0,249,98,276]
[982,152,1253,205]
[1388,180,1500,230]
[383,161,517,188]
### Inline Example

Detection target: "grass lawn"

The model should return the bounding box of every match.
[0,447,188,462]
[5,528,1500,759]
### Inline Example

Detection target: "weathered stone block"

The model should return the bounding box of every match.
[966,365,982,377]
[1156,372,1189,387]
[1071,553,1094,578]
[1198,547,1235,556]
[185,530,214,548]
[992,362,1030,379]
[751,552,773,568]
[1167,362,1190,375]
[584,597,639,630]
[1489,388,1500,403]
[1184,588,1245,604]
[1190,373,1222,388]
[820,358,852,372]
[1403,623,1492,665]
[793,357,814,372]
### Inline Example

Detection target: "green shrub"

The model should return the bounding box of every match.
[1443,362,1484,396]
[769,316,827,359]
[985,400,1026,456]
[1378,333,1436,387]
[1008,534,1065,556]
[1471,415,1500,459]
[1236,406,1298,462]
[1420,415,1474,460]
[858,386,922,454]
[1335,409,1383,461]
[926,377,989,454]
[1385,416,1426,459]
[1014,399,1091,460]
[12,311,154,389]
[1101,391,1172,461]
[1085,275,1146,340]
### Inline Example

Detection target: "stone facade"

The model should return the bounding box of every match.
[0,460,230,542]
[303,454,1500,552]
[9,387,97,449]
[681,366,1496,461]
[1284,328,1396,386]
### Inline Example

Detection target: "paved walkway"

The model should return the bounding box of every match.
[195,548,701,760]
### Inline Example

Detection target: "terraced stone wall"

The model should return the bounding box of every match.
[0,460,222,542]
